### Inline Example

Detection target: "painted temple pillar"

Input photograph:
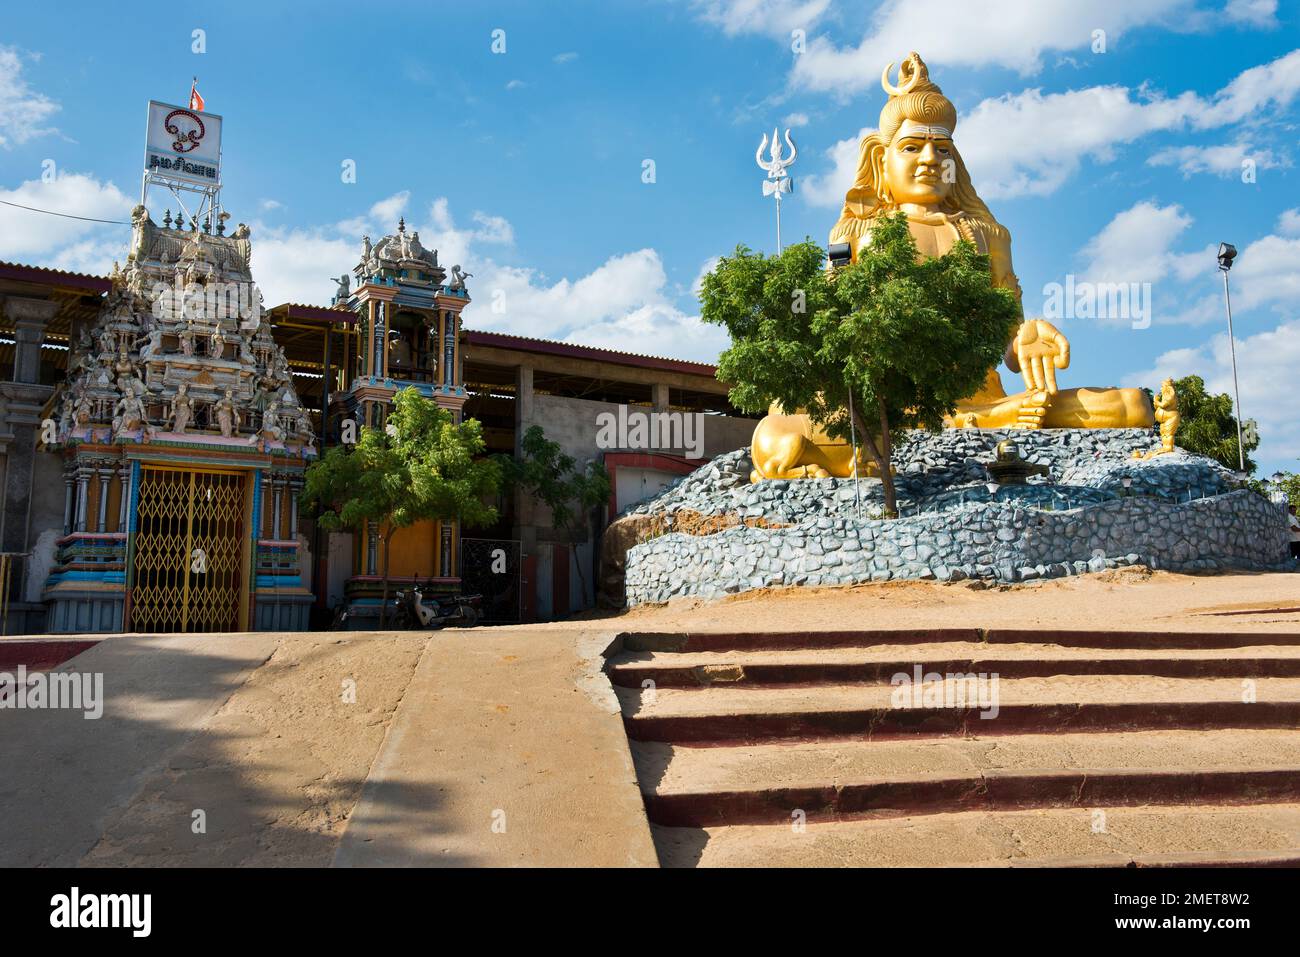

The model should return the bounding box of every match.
[44,453,128,634]
[254,467,314,631]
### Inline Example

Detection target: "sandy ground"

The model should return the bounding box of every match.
[4,570,1296,867]
[4,628,654,868]
[79,634,427,867]
[550,569,1300,635]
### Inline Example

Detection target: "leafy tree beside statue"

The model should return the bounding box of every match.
[699,214,1021,516]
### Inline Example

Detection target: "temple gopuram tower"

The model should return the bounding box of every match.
[41,209,317,632]
[329,219,470,626]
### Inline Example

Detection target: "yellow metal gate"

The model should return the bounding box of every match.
[130,466,249,632]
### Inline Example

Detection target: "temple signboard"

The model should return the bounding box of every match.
[143,100,222,188]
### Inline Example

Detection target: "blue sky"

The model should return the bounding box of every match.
[1,0,1298,473]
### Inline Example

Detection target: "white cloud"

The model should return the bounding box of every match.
[367,191,409,228]
[505,80,527,91]
[1122,225,1300,463]
[1068,200,1300,327]
[1148,141,1283,178]
[248,228,357,307]
[1128,318,1300,468]
[470,247,728,361]
[252,190,412,305]
[958,85,1198,198]
[691,256,722,296]
[691,0,832,40]
[783,111,810,127]
[800,126,870,208]
[470,211,514,245]
[1225,0,1279,27]
[247,196,725,361]
[553,52,579,64]
[563,300,731,362]
[787,0,1195,92]
[1278,208,1300,236]
[1190,47,1300,128]
[0,46,59,148]
[1226,231,1300,313]
[0,172,132,261]
[334,190,409,237]
[957,48,1300,198]
[1079,201,1195,290]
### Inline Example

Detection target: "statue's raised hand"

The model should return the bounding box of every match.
[1011,318,1070,394]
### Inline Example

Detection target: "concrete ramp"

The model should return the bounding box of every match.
[335,628,657,867]
[0,634,278,867]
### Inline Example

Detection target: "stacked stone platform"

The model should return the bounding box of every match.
[619,429,1290,604]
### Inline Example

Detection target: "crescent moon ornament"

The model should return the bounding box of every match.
[881,62,901,96]
[881,55,922,97]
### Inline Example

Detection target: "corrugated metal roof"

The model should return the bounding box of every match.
[0,261,113,293]
[462,329,718,376]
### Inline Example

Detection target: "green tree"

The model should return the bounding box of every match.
[1167,374,1258,473]
[496,425,611,606]
[699,213,1021,515]
[302,387,501,626]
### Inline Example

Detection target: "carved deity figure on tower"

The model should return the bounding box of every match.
[168,382,195,434]
[213,388,240,438]
[135,328,164,361]
[112,387,148,438]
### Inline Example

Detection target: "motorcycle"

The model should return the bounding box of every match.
[393,583,482,630]
[331,586,483,630]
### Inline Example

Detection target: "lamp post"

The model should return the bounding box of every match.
[1217,242,1246,473]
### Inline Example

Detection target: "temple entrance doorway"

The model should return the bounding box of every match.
[129,466,250,632]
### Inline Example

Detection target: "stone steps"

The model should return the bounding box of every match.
[620,628,1300,652]
[651,804,1300,868]
[609,628,1300,866]
[617,678,1300,743]
[634,731,1300,826]
[610,645,1300,688]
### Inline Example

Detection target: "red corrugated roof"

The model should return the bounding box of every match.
[269,302,356,324]
[0,261,112,294]
[462,329,718,377]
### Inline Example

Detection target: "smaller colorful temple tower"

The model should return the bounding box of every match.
[328,220,471,626]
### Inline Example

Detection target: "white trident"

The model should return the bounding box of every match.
[756,127,797,253]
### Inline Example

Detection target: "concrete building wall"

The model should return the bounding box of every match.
[514,392,757,618]
[23,451,66,602]
[615,467,682,513]
[529,393,755,469]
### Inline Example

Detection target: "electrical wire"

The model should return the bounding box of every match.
[0,198,131,225]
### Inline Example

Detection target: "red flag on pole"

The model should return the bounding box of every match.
[189,79,205,112]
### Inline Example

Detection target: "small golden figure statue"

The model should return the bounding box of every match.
[1133,378,1180,459]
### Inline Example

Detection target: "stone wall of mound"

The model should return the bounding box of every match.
[624,490,1290,605]
[623,429,1234,525]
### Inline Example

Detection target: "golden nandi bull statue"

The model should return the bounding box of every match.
[750,52,1155,482]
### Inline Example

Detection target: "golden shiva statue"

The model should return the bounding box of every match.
[749,52,1155,482]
